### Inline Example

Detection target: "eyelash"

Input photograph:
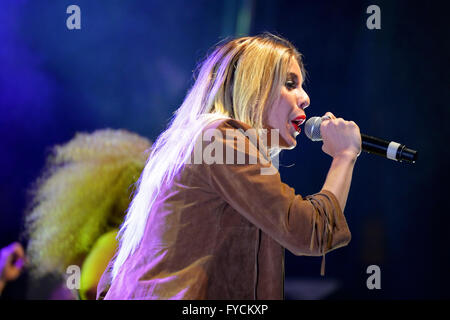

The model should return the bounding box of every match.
[285,81,297,90]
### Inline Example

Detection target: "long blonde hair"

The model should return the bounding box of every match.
[112,33,304,279]
[24,129,151,277]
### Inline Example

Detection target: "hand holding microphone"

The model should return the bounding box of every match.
[315,112,362,160]
[305,113,418,163]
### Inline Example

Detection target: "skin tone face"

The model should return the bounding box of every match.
[264,57,310,149]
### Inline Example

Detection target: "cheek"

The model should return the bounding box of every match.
[272,109,287,129]
[265,104,280,128]
[278,100,292,123]
[265,92,292,129]
[268,109,287,130]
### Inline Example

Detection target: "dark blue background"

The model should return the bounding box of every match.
[1,0,448,299]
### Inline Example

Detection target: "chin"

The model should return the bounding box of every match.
[284,142,297,150]
[279,134,297,150]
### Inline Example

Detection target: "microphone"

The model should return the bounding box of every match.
[304,116,418,163]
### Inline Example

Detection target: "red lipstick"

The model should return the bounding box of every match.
[291,115,306,134]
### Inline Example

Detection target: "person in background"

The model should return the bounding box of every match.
[23,129,151,299]
[0,242,25,296]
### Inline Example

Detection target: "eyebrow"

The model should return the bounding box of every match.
[288,72,303,85]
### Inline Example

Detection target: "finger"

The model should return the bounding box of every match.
[349,121,360,130]
[12,243,25,258]
[323,112,336,120]
[6,243,24,265]
[10,251,24,267]
[14,257,25,270]
[4,242,21,255]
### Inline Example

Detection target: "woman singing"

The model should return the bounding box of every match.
[98,33,361,300]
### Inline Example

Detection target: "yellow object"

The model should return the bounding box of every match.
[79,230,118,300]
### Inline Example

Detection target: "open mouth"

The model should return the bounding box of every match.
[291,115,306,134]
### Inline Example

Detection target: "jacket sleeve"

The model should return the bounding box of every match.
[204,120,351,260]
[96,258,113,300]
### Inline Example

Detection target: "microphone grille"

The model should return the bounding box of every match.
[304,116,323,141]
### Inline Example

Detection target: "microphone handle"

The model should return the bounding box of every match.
[361,134,418,163]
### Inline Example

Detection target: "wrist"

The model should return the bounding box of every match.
[333,150,358,163]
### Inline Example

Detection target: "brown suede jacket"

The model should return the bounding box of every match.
[97,118,351,300]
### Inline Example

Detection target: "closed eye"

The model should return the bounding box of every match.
[285,72,300,90]
[285,80,297,90]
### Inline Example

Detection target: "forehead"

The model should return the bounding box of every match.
[287,57,304,83]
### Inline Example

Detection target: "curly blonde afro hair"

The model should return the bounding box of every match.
[24,129,152,277]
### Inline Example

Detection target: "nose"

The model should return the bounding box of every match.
[297,89,310,110]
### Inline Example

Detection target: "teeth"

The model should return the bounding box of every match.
[291,121,301,133]
[292,118,305,126]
